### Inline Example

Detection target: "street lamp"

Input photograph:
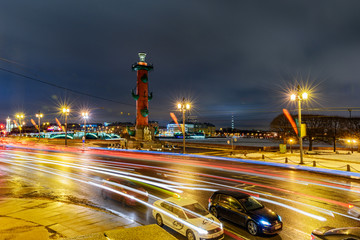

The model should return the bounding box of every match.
[288,138,294,154]
[16,114,24,138]
[35,111,43,139]
[290,85,308,164]
[62,107,70,146]
[227,136,238,151]
[177,98,190,154]
[82,112,89,146]
[347,139,357,154]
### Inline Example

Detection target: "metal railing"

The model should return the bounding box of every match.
[249,154,360,172]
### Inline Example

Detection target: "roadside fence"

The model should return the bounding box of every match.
[255,154,360,173]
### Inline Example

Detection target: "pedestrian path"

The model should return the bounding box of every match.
[241,150,360,173]
[0,198,140,240]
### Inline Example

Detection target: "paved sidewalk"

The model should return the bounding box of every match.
[239,150,360,175]
[0,198,140,240]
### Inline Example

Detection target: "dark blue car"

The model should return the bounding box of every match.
[208,190,282,236]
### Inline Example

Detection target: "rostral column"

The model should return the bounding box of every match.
[131,53,153,141]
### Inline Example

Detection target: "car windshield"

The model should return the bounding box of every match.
[240,197,264,211]
[183,203,209,219]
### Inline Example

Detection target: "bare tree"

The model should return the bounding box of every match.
[270,114,296,142]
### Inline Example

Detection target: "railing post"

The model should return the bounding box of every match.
[262,154,265,160]
[347,164,351,172]
[285,157,288,163]
[313,161,316,167]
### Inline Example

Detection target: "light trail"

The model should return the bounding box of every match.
[165,173,335,220]
[10,149,360,195]
[0,158,222,235]
[84,153,360,195]
[3,153,332,225]
[4,153,183,194]
[2,150,360,224]
[3,155,222,223]
[4,151,353,218]
[194,173,350,208]
[256,197,327,221]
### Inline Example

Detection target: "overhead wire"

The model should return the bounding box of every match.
[0,66,134,106]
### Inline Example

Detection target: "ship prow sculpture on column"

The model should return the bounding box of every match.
[127,52,161,149]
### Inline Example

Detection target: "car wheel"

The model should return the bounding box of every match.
[156,214,163,227]
[101,190,107,200]
[210,206,219,218]
[247,220,258,236]
[186,230,196,240]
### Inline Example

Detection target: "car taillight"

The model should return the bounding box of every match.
[310,234,316,240]
[349,204,354,209]
[209,198,212,203]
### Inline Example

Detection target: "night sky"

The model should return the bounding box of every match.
[1,1,360,129]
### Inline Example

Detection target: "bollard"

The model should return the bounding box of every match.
[285,157,288,163]
[347,164,351,172]
[313,161,316,167]
[262,154,265,160]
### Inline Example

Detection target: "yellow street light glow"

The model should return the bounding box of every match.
[62,108,70,113]
[82,112,89,118]
[16,114,24,119]
[302,92,308,100]
[186,103,190,110]
[177,103,182,109]
[290,94,296,101]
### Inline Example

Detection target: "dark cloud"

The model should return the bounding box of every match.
[1,0,360,128]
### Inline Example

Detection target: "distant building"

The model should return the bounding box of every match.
[164,121,216,137]
[215,128,276,139]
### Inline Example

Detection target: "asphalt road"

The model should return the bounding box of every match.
[0,147,359,240]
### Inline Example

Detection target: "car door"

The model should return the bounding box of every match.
[226,196,248,226]
[171,206,187,235]
[216,194,233,220]
[160,201,174,227]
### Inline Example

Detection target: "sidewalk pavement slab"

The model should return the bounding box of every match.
[63,224,178,240]
[0,198,142,240]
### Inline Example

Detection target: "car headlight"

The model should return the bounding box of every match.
[278,215,282,222]
[260,220,271,226]
[198,229,208,235]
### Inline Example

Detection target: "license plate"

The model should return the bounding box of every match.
[274,224,281,230]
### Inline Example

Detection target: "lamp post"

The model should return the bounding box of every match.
[289,138,294,154]
[347,139,357,154]
[16,114,24,138]
[227,137,238,150]
[82,112,89,146]
[35,111,43,139]
[62,107,70,146]
[177,98,190,154]
[290,85,308,164]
